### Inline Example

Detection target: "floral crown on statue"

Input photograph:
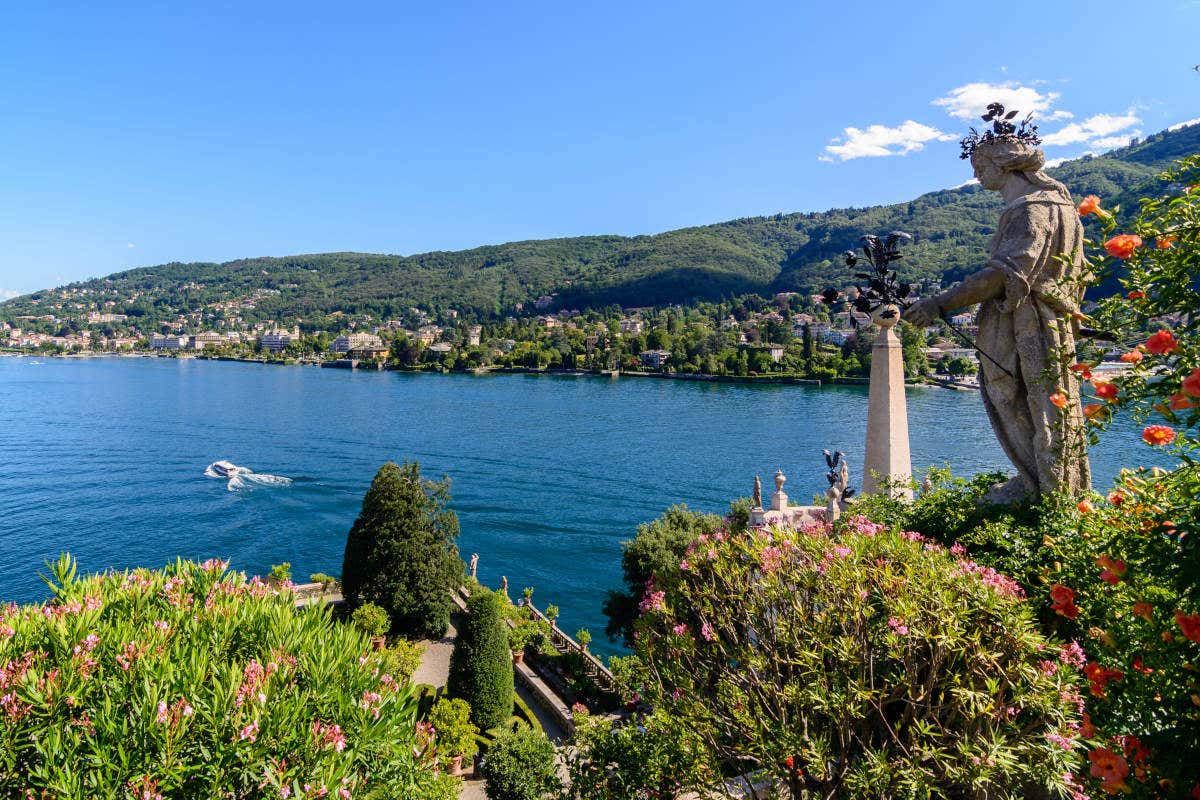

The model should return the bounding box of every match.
[959,102,1041,159]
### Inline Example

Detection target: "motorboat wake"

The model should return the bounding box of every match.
[204,461,293,491]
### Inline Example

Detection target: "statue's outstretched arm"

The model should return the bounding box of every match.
[904,267,1005,327]
[932,266,1006,314]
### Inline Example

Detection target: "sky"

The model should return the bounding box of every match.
[2,0,1198,297]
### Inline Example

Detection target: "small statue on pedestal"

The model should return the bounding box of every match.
[469,553,478,579]
[753,475,762,509]
[824,449,854,522]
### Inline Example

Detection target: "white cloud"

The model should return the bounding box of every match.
[1046,110,1074,121]
[127,242,136,248]
[0,288,20,301]
[1168,117,1200,131]
[953,178,980,189]
[1042,111,1141,146]
[1091,130,1142,149]
[821,120,955,162]
[1043,157,1069,169]
[933,82,1061,121]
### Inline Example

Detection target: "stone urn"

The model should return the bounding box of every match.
[869,303,901,328]
[512,649,525,665]
[448,754,465,777]
[370,635,386,651]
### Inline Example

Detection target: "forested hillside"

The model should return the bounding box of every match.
[5,123,1196,324]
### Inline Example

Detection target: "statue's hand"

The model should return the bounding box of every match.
[903,297,941,328]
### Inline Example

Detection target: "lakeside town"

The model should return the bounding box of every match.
[1,278,1149,387]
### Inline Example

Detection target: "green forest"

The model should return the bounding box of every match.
[4,123,1197,326]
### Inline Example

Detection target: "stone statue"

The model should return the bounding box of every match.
[905,105,1090,502]
[824,449,853,522]
[753,475,762,509]
[500,575,508,596]
[469,553,478,579]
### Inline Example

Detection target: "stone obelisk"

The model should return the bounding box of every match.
[861,306,913,499]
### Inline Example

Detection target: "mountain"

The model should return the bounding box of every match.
[4,123,1197,326]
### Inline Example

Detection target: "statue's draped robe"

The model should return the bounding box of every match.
[977,188,1091,496]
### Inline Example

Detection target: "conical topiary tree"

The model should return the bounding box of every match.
[447,588,514,730]
[341,461,462,638]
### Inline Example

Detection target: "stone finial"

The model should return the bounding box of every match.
[753,475,762,509]
[770,470,788,511]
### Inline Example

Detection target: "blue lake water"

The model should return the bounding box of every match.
[0,356,1167,655]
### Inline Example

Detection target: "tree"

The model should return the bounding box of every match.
[340,461,461,638]
[601,504,728,648]
[447,588,514,730]
[942,355,977,376]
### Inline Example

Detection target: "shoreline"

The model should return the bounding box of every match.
[0,350,980,391]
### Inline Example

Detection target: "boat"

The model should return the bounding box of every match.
[209,460,239,478]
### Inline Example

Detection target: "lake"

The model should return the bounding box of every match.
[0,356,1164,655]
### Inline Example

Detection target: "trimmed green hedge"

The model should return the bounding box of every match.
[447,588,514,730]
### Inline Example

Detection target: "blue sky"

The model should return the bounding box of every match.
[2,0,1198,296]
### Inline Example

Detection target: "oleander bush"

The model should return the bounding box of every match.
[0,555,457,799]
[447,588,513,731]
[566,707,713,800]
[629,519,1084,799]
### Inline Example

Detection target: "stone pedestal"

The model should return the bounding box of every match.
[861,308,913,499]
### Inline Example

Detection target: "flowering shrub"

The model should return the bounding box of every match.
[566,707,714,799]
[1063,156,1199,797]
[629,519,1083,798]
[858,473,1200,797]
[0,555,456,799]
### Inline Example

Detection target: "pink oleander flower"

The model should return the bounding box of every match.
[74,633,101,655]
[361,690,383,719]
[1045,731,1077,751]
[1060,641,1087,669]
[671,623,689,636]
[887,617,909,636]
[1038,660,1059,676]
[760,546,783,574]
[312,720,347,752]
[700,621,716,642]
[238,720,259,742]
[638,590,667,614]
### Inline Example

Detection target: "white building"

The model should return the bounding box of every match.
[333,332,384,353]
[467,325,482,347]
[190,331,226,349]
[260,327,300,353]
[150,334,190,351]
[619,318,644,335]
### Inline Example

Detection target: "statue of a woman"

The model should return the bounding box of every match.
[904,115,1090,502]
